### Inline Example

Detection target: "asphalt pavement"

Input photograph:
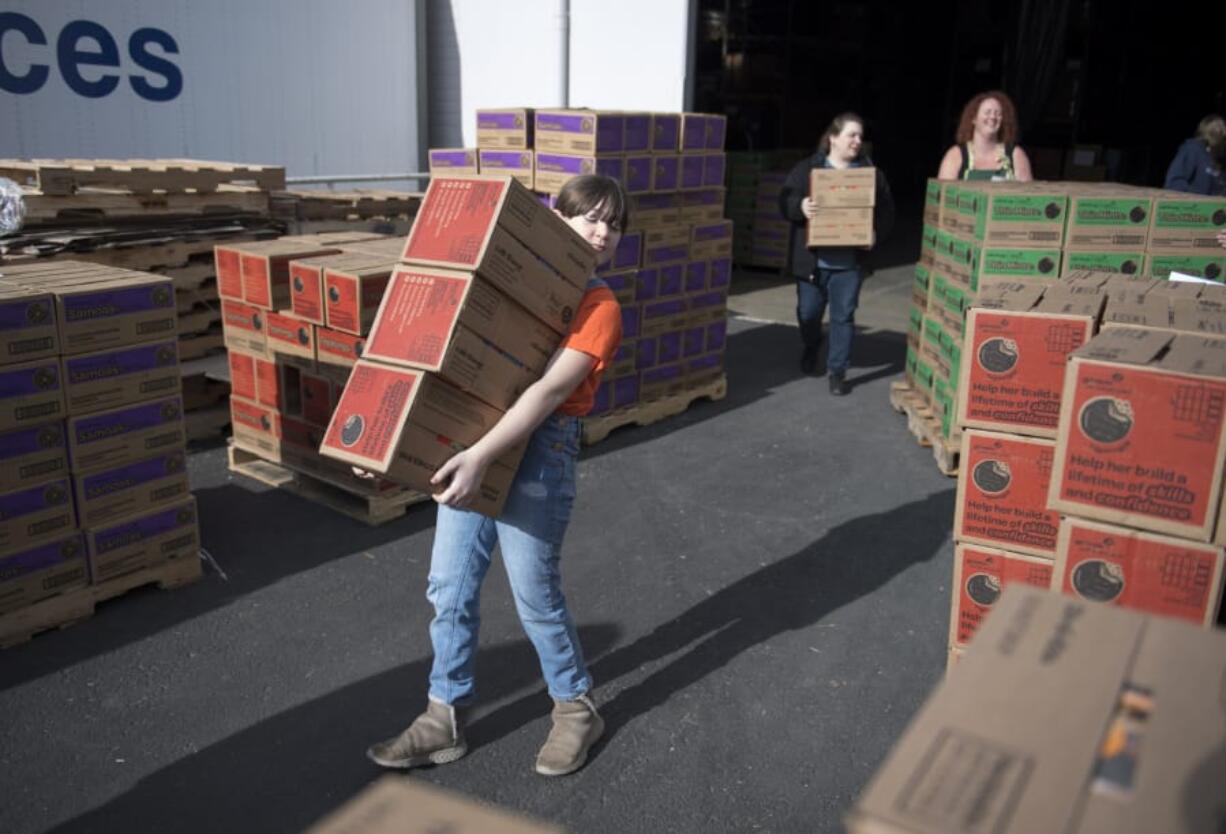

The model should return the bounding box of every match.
[0,224,960,834]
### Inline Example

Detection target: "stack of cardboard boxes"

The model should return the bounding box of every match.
[724,150,804,270]
[317,175,596,516]
[429,108,733,420]
[949,270,1226,662]
[216,232,420,495]
[0,261,200,617]
[909,181,1226,445]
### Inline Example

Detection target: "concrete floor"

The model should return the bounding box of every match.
[0,227,957,834]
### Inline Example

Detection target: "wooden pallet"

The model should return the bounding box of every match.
[0,225,279,270]
[888,381,959,476]
[227,444,428,526]
[582,374,728,445]
[0,553,203,649]
[21,186,271,225]
[178,305,222,335]
[179,329,225,362]
[272,189,423,221]
[0,159,286,195]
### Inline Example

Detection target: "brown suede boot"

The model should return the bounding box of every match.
[534,694,604,776]
[366,698,467,769]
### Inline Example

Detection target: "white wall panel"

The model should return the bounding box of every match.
[0,1,423,179]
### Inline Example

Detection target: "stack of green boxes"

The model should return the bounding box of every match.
[906,180,1226,444]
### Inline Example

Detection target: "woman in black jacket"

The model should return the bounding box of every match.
[778,113,895,395]
[1164,114,1225,196]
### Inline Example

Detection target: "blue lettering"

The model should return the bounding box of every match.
[57,20,120,98]
[128,28,181,102]
[0,12,50,94]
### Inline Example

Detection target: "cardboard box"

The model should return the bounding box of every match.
[322,261,395,336]
[949,543,1054,648]
[679,113,707,152]
[319,361,522,517]
[0,532,86,616]
[1065,193,1152,250]
[475,108,533,149]
[230,396,282,461]
[912,265,931,312]
[314,326,365,369]
[0,477,75,554]
[959,285,1102,437]
[66,395,184,475]
[976,246,1062,285]
[241,243,343,310]
[1049,327,1226,543]
[1144,250,1226,282]
[702,153,726,188]
[534,109,624,154]
[363,266,557,410]
[228,349,257,401]
[214,243,244,301]
[650,113,680,153]
[806,207,873,247]
[41,276,177,355]
[709,257,731,290]
[608,339,636,378]
[679,154,706,191]
[704,114,727,150]
[621,154,653,194]
[1147,195,1226,251]
[477,149,534,190]
[427,148,479,176]
[955,430,1060,557]
[620,304,640,339]
[61,340,180,416]
[643,228,690,267]
[299,368,342,428]
[687,351,724,387]
[688,288,728,327]
[808,167,876,208]
[1054,516,1224,627]
[685,261,708,293]
[400,176,592,333]
[641,361,688,401]
[689,220,733,261]
[923,179,944,227]
[264,311,316,367]
[289,253,348,325]
[963,186,1069,246]
[86,496,198,583]
[678,189,726,225]
[72,448,189,528]
[682,325,705,358]
[0,421,68,494]
[635,268,659,302]
[532,151,624,196]
[1062,249,1145,276]
[651,155,680,192]
[0,358,66,432]
[622,112,650,153]
[0,288,57,364]
[918,223,939,268]
[302,775,563,834]
[639,298,689,338]
[846,585,1226,834]
[252,358,286,411]
[628,193,680,231]
[657,264,684,298]
[221,299,267,356]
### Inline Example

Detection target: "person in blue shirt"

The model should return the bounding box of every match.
[1164,115,1225,196]
[779,113,894,396]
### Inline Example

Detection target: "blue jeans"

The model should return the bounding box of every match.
[796,267,862,376]
[426,413,591,705]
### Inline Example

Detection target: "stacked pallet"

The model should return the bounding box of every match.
[270,189,423,237]
[0,158,288,441]
[215,232,429,525]
[898,179,1226,474]
[427,109,733,442]
[725,150,804,271]
[947,272,1226,664]
[0,261,202,647]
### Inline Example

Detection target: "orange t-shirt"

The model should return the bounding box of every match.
[557,285,622,416]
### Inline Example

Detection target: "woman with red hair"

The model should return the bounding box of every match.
[937,91,1033,181]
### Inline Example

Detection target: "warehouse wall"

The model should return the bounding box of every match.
[430,0,694,149]
[0,0,425,180]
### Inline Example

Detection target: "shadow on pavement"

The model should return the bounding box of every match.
[42,624,622,834]
[0,484,436,693]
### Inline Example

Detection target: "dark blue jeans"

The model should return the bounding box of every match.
[796,267,862,376]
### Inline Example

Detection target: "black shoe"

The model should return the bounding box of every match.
[800,347,818,375]
[829,374,849,396]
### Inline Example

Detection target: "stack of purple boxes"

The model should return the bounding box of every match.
[425,108,732,418]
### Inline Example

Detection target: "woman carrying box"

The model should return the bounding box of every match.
[779,112,895,395]
[367,175,627,777]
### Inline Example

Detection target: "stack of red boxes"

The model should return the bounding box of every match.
[317,175,594,517]
[0,261,200,617]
